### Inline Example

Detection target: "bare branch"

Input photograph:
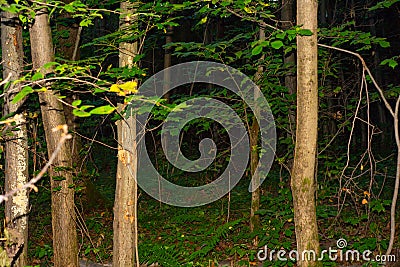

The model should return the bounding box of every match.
[0,125,72,204]
[318,42,400,257]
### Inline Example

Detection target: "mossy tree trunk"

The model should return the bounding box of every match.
[249,26,265,237]
[291,0,321,266]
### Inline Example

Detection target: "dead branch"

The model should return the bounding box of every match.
[0,125,72,204]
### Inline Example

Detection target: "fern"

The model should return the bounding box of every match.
[188,219,242,261]
[171,213,202,224]
[139,243,181,267]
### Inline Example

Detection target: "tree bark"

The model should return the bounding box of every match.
[163,3,173,103]
[281,0,297,168]
[1,10,29,266]
[56,1,83,168]
[291,0,321,266]
[281,0,296,130]
[29,8,78,267]
[113,2,139,266]
[249,27,265,236]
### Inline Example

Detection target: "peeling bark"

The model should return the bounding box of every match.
[1,10,29,267]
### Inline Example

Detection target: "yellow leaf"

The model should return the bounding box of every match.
[360,164,364,171]
[119,81,138,95]
[363,191,371,198]
[362,199,368,205]
[110,84,121,93]
[244,7,253,13]
[200,16,207,24]
[343,187,350,193]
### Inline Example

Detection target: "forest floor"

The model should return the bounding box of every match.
[26,166,399,267]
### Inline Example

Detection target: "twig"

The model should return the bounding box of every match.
[0,125,72,204]
[72,26,82,61]
[387,95,400,256]
[317,43,394,117]
[0,73,14,97]
[318,42,400,257]
[225,7,280,31]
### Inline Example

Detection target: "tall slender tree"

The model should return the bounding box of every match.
[281,0,296,136]
[56,1,83,168]
[29,7,78,267]
[249,26,265,237]
[291,0,321,266]
[1,9,29,267]
[112,2,139,266]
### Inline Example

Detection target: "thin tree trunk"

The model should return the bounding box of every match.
[29,8,78,267]
[369,13,390,153]
[1,10,29,266]
[163,3,173,103]
[56,2,83,168]
[281,0,295,85]
[162,4,173,169]
[249,27,265,236]
[113,2,139,266]
[291,0,321,266]
[281,0,296,136]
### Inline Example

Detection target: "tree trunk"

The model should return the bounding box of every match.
[281,0,297,166]
[56,2,83,168]
[281,0,296,114]
[291,0,321,266]
[1,10,29,266]
[113,111,138,266]
[29,8,78,267]
[112,2,139,266]
[163,1,173,103]
[249,26,265,236]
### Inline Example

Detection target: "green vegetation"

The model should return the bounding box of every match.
[0,0,399,266]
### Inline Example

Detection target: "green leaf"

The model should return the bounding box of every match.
[32,72,44,81]
[89,105,115,115]
[63,3,75,13]
[379,40,390,48]
[93,88,106,94]
[53,176,66,181]
[11,86,34,104]
[251,45,263,56]
[73,109,91,117]
[235,51,243,59]
[276,32,286,39]
[298,29,313,36]
[72,100,82,107]
[380,58,398,69]
[80,19,92,27]
[53,186,62,192]
[284,229,293,237]
[79,105,94,111]
[271,40,284,49]
[43,62,59,69]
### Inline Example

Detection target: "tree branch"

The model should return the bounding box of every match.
[0,125,72,204]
